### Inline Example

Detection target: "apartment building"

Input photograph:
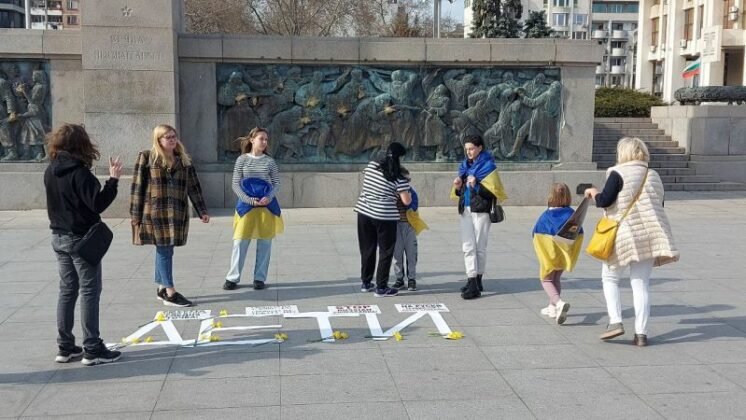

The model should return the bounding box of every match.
[636,0,746,102]
[591,1,639,88]
[0,0,25,28]
[464,0,639,88]
[29,0,79,29]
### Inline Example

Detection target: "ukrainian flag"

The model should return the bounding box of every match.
[234,178,284,240]
[532,207,583,279]
[450,151,508,203]
[405,187,429,235]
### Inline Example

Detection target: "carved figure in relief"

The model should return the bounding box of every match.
[0,66,19,162]
[444,69,479,111]
[423,84,451,162]
[509,80,562,159]
[267,105,305,160]
[16,70,48,161]
[218,71,259,156]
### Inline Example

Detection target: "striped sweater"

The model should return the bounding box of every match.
[232,153,280,205]
[354,161,410,221]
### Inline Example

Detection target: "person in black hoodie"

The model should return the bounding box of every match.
[44,123,123,366]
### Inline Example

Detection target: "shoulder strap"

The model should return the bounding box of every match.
[620,169,649,220]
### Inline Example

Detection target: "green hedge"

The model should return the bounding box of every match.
[594,88,664,117]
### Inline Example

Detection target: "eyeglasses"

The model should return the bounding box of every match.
[162,134,178,140]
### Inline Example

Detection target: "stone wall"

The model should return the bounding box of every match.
[0,19,605,212]
[651,105,746,183]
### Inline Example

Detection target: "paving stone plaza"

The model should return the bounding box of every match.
[1,191,745,419]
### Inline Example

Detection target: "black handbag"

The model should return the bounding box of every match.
[489,199,505,224]
[72,222,113,266]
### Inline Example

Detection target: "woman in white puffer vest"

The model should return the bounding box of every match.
[585,137,679,347]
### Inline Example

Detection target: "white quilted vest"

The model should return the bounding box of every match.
[604,161,680,269]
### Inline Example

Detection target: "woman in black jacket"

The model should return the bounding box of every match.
[44,124,123,366]
[453,135,507,299]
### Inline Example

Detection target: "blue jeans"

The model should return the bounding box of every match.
[155,245,175,288]
[52,233,103,351]
[225,239,272,283]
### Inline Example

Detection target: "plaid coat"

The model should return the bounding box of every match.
[129,150,208,247]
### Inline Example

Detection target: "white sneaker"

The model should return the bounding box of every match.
[555,300,570,325]
[540,305,556,318]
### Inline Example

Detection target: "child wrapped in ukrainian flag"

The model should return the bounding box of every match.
[532,183,585,325]
[392,168,428,291]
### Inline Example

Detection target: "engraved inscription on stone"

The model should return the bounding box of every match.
[92,32,164,63]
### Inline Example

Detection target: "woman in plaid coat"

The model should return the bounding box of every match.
[130,124,210,307]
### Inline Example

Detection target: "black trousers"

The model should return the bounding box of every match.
[357,213,398,289]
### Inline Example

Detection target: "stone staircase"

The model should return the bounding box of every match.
[593,118,746,191]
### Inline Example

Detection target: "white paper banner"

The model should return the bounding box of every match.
[395,303,449,313]
[156,310,212,320]
[327,305,381,314]
[245,305,300,316]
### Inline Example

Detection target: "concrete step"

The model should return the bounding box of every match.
[594,122,661,129]
[660,174,720,184]
[664,182,746,191]
[593,153,689,162]
[593,146,685,154]
[594,139,677,146]
[598,161,691,169]
[594,135,673,142]
[656,168,696,176]
[595,117,652,123]
[594,128,666,136]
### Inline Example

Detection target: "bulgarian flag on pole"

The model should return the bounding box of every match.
[682,59,701,79]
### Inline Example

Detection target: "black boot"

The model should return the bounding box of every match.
[476,274,484,292]
[461,277,481,300]
[460,278,470,293]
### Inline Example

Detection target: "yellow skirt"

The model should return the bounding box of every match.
[233,209,284,240]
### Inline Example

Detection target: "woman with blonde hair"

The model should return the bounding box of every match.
[223,127,283,291]
[130,124,209,307]
[585,137,679,346]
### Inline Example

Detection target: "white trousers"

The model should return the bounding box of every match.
[602,259,654,335]
[459,208,491,278]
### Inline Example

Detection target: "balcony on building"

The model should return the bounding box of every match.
[611,47,626,56]
[611,30,627,39]
[592,29,608,39]
[611,65,626,74]
[596,65,605,74]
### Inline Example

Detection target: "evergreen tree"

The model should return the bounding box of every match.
[470,0,522,38]
[523,10,554,38]
[469,0,501,38]
[498,0,523,38]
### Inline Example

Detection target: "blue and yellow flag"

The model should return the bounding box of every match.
[405,187,428,235]
[532,207,583,279]
[234,178,284,240]
[450,151,508,202]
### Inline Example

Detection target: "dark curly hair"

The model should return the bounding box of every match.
[46,124,100,168]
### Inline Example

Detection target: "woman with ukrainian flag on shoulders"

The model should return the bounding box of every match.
[223,127,284,291]
[452,134,507,300]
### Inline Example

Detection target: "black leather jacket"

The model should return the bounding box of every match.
[456,179,495,214]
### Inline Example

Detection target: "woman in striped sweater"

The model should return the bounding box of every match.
[354,142,412,297]
[223,127,284,291]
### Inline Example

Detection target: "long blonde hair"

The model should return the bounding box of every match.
[239,127,269,155]
[151,124,192,166]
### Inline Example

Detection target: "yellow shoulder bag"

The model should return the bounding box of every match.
[586,170,648,261]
